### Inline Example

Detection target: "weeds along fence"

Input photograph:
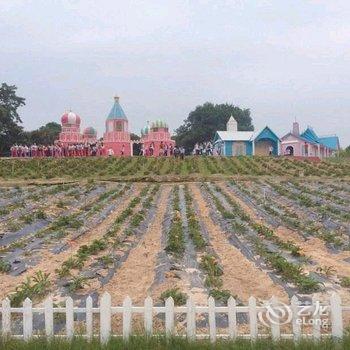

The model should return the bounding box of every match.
[0,293,349,343]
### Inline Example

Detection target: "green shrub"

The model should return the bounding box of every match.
[160,288,187,306]
[0,259,11,273]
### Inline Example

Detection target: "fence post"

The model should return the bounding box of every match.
[100,292,111,344]
[291,295,301,341]
[228,296,237,340]
[23,298,33,341]
[312,296,321,340]
[330,293,343,339]
[144,296,153,336]
[123,296,132,341]
[1,298,11,338]
[165,297,174,338]
[44,297,54,338]
[186,296,196,341]
[208,296,216,343]
[86,296,93,341]
[66,297,74,340]
[270,296,280,341]
[248,296,257,341]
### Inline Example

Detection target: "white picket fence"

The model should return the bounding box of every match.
[0,293,348,343]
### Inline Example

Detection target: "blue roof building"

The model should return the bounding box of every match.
[213,116,281,156]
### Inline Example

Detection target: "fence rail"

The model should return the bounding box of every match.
[0,293,349,343]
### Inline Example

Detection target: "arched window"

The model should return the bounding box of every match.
[286,146,294,156]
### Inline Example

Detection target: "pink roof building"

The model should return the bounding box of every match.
[281,122,340,159]
[103,96,132,156]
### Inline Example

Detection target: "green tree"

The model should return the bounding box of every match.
[23,122,61,145]
[174,102,253,151]
[0,83,25,156]
[339,145,350,158]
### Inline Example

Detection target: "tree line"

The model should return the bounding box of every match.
[0,83,62,156]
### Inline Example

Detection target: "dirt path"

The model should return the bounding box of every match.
[218,182,350,304]
[0,184,144,301]
[101,185,172,304]
[190,183,288,303]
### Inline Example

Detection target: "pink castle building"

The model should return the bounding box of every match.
[58,111,97,146]
[140,120,175,156]
[281,122,340,159]
[103,96,132,156]
[58,111,83,145]
[83,127,97,143]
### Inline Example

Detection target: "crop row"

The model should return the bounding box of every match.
[232,180,347,248]
[7,185,160,305]
[1,157,349,180]
[183,185,232,303]
[56,184,160,292]
[203,183,319,293]
[265,180,350,224]
[0,184,131,276]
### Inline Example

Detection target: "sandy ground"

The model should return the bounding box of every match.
[190,183,288,303]
[101,185,172,304]
[0,184,144,301]
[219,182,350,304]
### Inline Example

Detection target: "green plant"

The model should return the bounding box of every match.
[209,289,233,303]
[200,254,223,288]
[340,276,350,288]
[35,209,47,220]
[0,259,11,273]
[68,275,89,292]
[55,265,71,278]
[10,270,51,306]
[165,186,185,256]
[100,255,114,266]
[316,266,337,277]
[160,288,187,306]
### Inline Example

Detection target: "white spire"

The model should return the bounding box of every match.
[227,115,237,132]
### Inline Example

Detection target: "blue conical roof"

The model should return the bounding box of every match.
[107,96,127,120]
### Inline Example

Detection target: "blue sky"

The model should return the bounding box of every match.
[1,0,349,146]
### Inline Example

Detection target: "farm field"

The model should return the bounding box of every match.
[0,172,349,337]
[0,156,349,181]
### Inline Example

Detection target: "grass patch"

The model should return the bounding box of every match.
[1,335,350,349]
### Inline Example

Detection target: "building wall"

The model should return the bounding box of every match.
[223,141,252,156]
[281,137,333,158]
[245,141,253,156]
[104,141,132,156]
[140,128,175,156]
[224,141,233,156]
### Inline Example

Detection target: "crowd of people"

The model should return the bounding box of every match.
[193,141,220,155]
[9,141,220,159]
[10,142,105,158]
[139,142,185,158]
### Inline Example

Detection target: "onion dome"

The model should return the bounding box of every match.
[83,127,97,137]
[61,111,81,126]
[151,119,168,129]
[141,122,151,136]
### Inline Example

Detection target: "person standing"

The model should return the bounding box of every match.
[107,148,114,157]
[180,146,185,160]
